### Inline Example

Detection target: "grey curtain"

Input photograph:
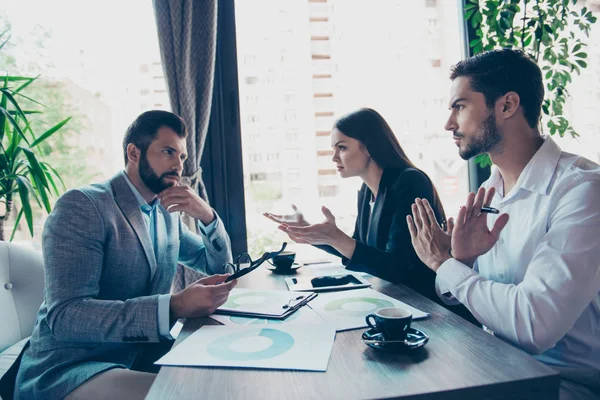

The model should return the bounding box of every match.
[153,0,218,291]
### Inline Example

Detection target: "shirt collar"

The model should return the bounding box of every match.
[121,171,160,213]
[487,135,562,197]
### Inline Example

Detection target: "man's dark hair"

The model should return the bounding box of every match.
[450,49,544,128]
[122,110,187,165]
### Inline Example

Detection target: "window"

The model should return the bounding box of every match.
[235,0,469,256]
[287,168,301,182]
[245,114,260,123]
[285,132,299,142]
[284,93,296,103]
[318,185,339,197]
[317,169,337,176]
[553,10,600,165]
[250,173,267,182]
[1,0,167,244]
[283,112,297,123]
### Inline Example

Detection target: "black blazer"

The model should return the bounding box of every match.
[319,167,478,324]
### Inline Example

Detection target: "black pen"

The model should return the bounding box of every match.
[481,207,499,214]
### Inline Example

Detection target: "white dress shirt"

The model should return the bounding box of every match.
[436,136,600,371]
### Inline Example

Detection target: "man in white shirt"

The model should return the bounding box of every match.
[406,49,600,400]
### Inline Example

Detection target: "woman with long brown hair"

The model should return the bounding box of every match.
[265,108,476,322]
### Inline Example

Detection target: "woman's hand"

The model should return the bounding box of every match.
[279,206,340,245]
[263,204,310,227]
[267,205,357,258]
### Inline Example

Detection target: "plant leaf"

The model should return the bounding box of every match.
[475,154,493,168]
[14,76,39,93]
[15,176,34,237]
[31,173,51,212]
[9,208,24,242]
[40,162,65,192]
[21,147,49,189]
[0,107,31,146]
[31,117,71,147]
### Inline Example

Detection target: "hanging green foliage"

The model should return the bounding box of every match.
[465,0,597,167]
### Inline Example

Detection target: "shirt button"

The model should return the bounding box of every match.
[4,282,13,290]
[499,273,504,279]
[498,239,504,244]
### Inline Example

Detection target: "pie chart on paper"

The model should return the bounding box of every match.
[323,297,394,317]
[207,328,294,361]
[155,325,336,371]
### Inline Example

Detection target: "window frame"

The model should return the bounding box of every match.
[210,0,479,255]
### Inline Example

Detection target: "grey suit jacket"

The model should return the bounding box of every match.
[15,172,232,400]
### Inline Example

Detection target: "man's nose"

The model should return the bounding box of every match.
[173,157,184,172]
[444,115,457,132]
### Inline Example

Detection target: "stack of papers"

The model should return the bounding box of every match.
[156,285,430,371]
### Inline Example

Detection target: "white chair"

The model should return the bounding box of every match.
[0,242,45,380]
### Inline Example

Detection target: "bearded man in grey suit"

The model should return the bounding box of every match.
[11,110,237,400]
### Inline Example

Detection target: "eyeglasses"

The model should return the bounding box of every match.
[223,242,288,282]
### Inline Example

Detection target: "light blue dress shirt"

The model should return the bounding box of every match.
[123,172,217,338]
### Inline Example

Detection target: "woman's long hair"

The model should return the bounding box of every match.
[334,108,447,225]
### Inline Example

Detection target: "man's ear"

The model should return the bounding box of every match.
[126,143,141,165]
[498,91,520,119]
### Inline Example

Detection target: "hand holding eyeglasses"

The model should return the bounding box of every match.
[170,273,238,319]
[223,242,288,283]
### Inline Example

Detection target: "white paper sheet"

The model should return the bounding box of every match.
[211,305,328,326]
[308,288,429,332]
[155,325,336,372]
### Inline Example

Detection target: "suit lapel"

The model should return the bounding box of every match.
[110,173,157,280]
[357,185,370,243]
[366,168,403,248]
[368,186,385,247]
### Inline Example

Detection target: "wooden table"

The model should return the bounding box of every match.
[147,267,559,400]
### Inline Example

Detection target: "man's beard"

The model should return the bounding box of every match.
[456,111,502,160]
[139,152,179,194]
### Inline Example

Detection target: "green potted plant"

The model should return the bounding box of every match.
[0,30,70,241]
